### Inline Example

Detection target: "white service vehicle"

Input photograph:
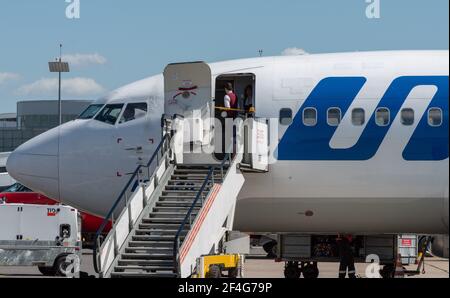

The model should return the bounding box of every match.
[0,203,82,277]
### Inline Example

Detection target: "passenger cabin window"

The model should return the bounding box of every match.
[375,108,390,126]
[119,103,148,124]
[303,108,317,126]
[279,108,293,125]
[0,167,6,173]
[78,104,104,119]
[95,104,124,125]
[352,108,365,126]
[428,108,442,127]
[327,108,341,126]
[401,108,414,126]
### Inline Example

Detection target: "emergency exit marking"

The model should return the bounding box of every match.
[401,239,412,247]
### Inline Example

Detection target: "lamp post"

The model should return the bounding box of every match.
[48,44,70,126]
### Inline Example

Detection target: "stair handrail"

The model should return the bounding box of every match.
[93,133,171,274]
[173,153,232,275]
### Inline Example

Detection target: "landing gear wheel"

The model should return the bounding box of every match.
[380,264,395,279]
[263,241,277,258]
[284,262,301,279]
[207,265,222,278]
[38,266,56,276]
[301,262,319,279]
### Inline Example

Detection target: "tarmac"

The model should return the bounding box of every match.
[0,249,448,279]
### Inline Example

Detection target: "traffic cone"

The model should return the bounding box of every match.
[394,254,405,278]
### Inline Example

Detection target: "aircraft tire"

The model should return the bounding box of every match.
[284,262,301,279]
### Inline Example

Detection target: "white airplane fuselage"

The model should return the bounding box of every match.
[7,51,449,235]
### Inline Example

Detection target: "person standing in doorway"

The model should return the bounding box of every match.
[337,234,356,278]
[224,82,238,119]
[223,82,238,155]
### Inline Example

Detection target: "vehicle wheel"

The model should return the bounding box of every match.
[380,264,394,279]
[228,267,239,278]
[54,255,75,277]
[302,262,319,279]
[207,265,222,278]
[38,266,56,276]
[263,241,277,258]
[284,262,301,279]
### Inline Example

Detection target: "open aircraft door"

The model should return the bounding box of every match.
[244,118,269,172]
[164,62,213,147]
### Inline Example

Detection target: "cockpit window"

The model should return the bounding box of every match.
[119,103,148,124]
[78,104,104,119]
[4,183,31,193]
[94,104,124,125]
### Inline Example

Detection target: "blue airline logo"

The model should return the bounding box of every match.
[276,76,449,161]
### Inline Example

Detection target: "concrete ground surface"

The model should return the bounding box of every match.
[0,249,448,278]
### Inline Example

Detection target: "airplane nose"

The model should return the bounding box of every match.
[6,127,60,200]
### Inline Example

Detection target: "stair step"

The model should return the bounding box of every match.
[133,234,185,241]
[125,247,174,254]
[111,272,177,278]
[136,221,182,227]
[128,241,174,248]
[171,174,223,179]
[176,165,215,169]
[168,180,212,184]
[121,253,173,260]
[156,201,202,208]
[118,259,173,266]
[165,185,211,190]
[114,265,174,272]
[149,212,198,219]
[132,235,183,242]
[159,196,196,200]
[135,224,186,230]
[153,206,201,213]
[141,218,185,224]
[162,190,210,195]
[174,169,218,172]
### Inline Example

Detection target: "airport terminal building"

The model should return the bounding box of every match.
[0,100,91,152]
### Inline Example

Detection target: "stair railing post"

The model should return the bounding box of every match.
[157,149,160,166]
[127,193,133,231]
[112,214,119,257]
[142,181,147,207]
[96,236,102,274]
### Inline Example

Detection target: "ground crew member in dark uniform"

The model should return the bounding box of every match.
[337,234,356,278]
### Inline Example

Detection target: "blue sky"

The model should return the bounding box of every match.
[0,0,448,113]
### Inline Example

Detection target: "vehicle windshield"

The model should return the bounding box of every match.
[78,104,104,119]
[3,183,32,193]
[94,104,124,125]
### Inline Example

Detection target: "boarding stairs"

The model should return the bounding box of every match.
[93,135,245,278]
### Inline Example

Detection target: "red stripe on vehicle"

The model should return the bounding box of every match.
[180,184,221,262]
